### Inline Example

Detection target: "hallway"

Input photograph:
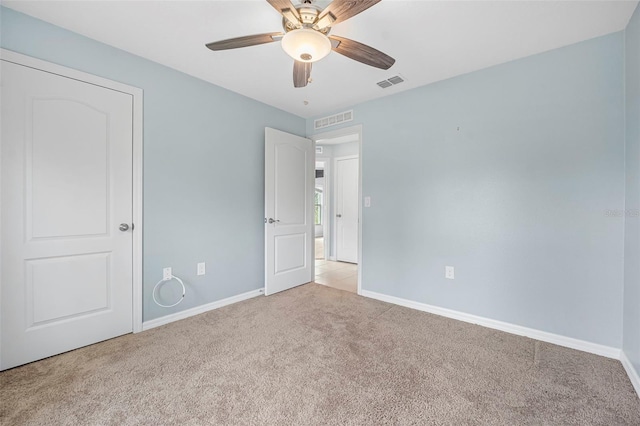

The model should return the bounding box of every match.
[314,259,358,293]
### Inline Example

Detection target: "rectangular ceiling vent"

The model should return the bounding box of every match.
[377,75,405,89]
[314,110,353,130]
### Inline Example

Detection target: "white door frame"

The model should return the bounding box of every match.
[315,157,331,260]
[0,49,144,364]
[310,125,363,295]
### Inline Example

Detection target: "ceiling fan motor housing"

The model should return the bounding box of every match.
[283,3,330,34]
[299,7,319,24]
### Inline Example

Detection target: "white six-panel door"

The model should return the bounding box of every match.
[335,156,359,263]
[1,59,134,370]
[264,128,313,295]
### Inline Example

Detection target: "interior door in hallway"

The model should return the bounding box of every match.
[335,156,359,263]
[1,59,134,370]
[264,127,314,295]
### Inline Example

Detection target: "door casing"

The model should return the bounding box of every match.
[315,157,331,260]
[310,125,363,295]
[0,49,144,369]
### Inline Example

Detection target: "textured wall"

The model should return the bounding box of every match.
[1,7,305,322]
[308,33,626,347]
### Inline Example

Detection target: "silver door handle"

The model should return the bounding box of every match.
[119,223,130,232]
[268,218,280,224]
[336,214,342,218]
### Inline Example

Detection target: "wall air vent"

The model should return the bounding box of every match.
[314,110,353,130]
[377,74,406,89]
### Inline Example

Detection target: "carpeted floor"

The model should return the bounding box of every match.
[1,283,639,425]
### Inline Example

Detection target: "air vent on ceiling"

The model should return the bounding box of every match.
[377,74,405,89]
[314,110,354,130]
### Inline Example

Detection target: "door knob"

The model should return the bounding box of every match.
[268,218,280,224]
[336,214,342,218]
[119,223,130,232]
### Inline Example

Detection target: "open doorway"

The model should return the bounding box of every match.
[312,127,361,294]
[315,160,327,261]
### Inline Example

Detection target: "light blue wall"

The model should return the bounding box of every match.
[624,4,640,376]
[0,7,305,321]
[307,33,626,347]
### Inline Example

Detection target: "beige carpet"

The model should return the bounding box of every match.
[1,284,639,425]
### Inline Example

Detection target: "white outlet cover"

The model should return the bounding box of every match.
[163,267,172,281]
[197,262,206,276]
[445,266,455,280]
[364,196,371,207]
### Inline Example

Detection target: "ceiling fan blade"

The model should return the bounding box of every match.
[293,61,312,88]
[206,33,283,51]
[266,0,301,24]
[329,35,395,70]
[316,0,381,29]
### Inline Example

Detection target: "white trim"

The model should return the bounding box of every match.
[315,156,331,260]
[361,290,621,360]
[142,288,264,331]
[621,351,640,398]
[1,49,140,97]
[357,129,363,296]
[0,48,145,335]
[310,125,363,295]
[132,90,144,333]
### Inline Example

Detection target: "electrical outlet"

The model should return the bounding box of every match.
[364,196,371,207]
[163,267,172,281]
[197,262,206,276]
[445,266,455,280]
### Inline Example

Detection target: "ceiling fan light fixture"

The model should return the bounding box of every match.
[281,28,331,63]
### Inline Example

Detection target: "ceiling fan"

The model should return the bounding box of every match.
[205,0,395,88]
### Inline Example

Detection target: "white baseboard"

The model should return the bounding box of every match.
[142,288,264,331]
[621,351,640,398]
[361,290,621,360]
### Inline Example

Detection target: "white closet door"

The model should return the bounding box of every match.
[335,156,359,263]
[1,60,134,370]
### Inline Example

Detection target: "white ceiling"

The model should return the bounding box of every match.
[4,0,637,118]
